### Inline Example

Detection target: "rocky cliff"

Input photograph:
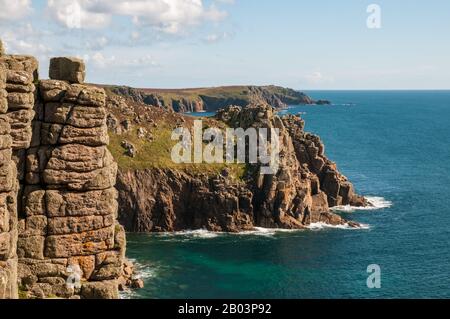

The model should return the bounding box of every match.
[107,85,317,113]
[0,60,19,299]
[0,42,129,299]
[105,90,367,233]
[1,39,366,299]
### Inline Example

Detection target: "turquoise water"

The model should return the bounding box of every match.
[125,91,450,299]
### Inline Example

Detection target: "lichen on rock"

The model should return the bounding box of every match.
[16,68,124,299]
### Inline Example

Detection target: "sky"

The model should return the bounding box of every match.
[0,0,449,89]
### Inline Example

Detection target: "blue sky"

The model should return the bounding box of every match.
[1,0,449,89]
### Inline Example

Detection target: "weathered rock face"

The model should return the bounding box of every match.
[0,48,38,299]
[116,103,367,232]
[0,61,19,299]
[49,57,85,84]
[216,104,366,228]
[117,169,254,233]
[0,42,125,299]
[15,76,123,299]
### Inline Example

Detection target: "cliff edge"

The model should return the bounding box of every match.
[105,90,367,232]
[106,85,319,113]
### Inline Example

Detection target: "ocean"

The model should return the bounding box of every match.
[123,91,450,299]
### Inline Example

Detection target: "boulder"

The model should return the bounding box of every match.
[49,57,85,84]
[80,280,119,299]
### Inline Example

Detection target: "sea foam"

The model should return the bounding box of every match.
[331,196,392,213]
[307,222,370,230]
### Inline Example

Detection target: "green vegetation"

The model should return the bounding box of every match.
[108,120,246,180]
[141,86,250,103]
[18,286,28,299]
[104,84,313,112]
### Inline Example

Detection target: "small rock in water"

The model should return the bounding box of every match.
[131,278,145,289]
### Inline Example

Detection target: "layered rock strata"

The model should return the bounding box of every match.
[0,61,19,299]
[16,72,124,299]
[0,43,125,299]
[0,48,38,299]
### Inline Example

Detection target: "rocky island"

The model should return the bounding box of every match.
[0,41,367,299]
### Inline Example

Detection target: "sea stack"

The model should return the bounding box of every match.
[0,40,127,299]
[17,59,125,299]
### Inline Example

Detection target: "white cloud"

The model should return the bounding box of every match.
[1,23,52,57]
[0,0,32,21]
[84,52,116,68]
[203,31,231,43]
[84,52,159,69]
[47,0,111,29]
[46,0,228,34]
[215,0,235,4]
[305,72,334,85]
[85,36,109,50]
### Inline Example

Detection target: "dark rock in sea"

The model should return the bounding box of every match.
[315,100,331,105]
[131,278,145,289]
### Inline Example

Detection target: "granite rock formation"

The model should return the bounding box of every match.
[0,41,126,299]
[49,57,85,84]
[0,60,19,299]
[0,47,38,299]
[115,101,367,232]
[17,77,123,299]
[217,104,366,229]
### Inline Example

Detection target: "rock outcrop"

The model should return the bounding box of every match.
[0,42,126,299]
[116,103,367,232]
[117,169,254,232]
[17,79,123,299]
[218,105,366,229]
[49,57,86,84]
[0,46,38,299]
[0,59,19,299]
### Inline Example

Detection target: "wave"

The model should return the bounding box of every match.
[237,227,301,237]
[331,196,392,213]
[155,229,221,239]
[149,223,370,240]
[307,222,370,230]
[119,261,159,299]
